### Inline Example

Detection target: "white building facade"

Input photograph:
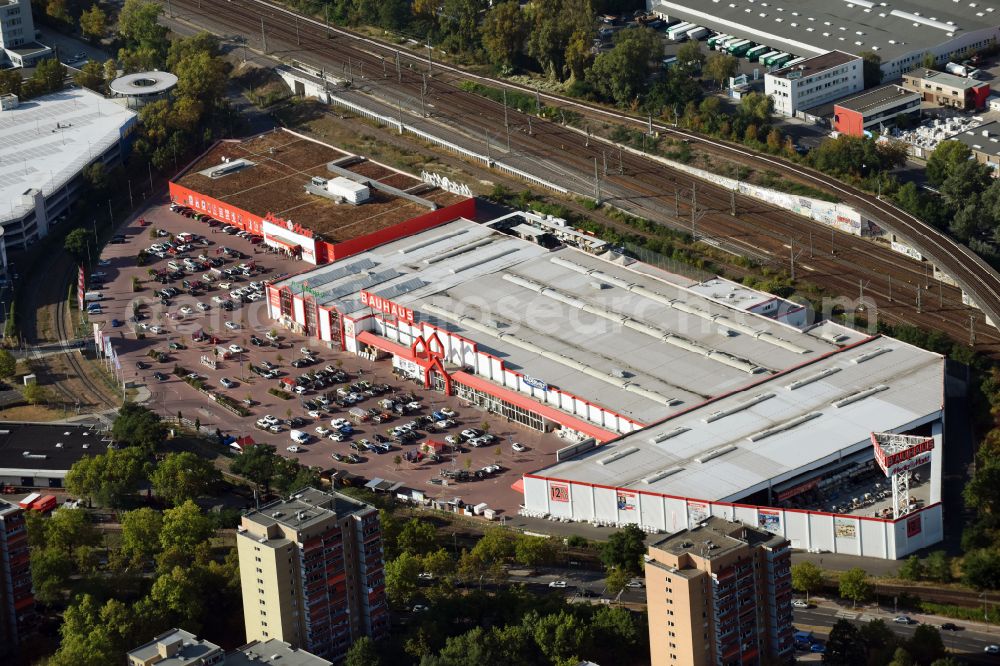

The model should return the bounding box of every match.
[765,51,863,117]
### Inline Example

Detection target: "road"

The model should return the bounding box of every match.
[164,0,1000,354]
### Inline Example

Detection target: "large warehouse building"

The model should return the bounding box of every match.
[169,129,474,265]
[650,0,999,80]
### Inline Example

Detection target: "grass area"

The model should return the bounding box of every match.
[0,404,70,421]
[918,601,1000,624]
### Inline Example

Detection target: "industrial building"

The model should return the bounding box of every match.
[0,422,111,489]
[901,67,992,110]
[522,334,944,560]
[267,214,881,444]
[127,628,333,666]
[833,85,922,136]
[0,498,33,658]
[943,120,1000,174]
[649,0,1000,80]
[236,487,387,663]
[645,517,793,665]
[0,87,136,256]
[169,129,474,265]
[764,51,863,117]
[0,0,51,68]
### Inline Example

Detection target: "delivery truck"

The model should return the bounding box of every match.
[685,26,709,41]
[667,21,695,41]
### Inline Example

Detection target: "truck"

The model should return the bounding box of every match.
[30,495,57,512]
[290,429,310,444]
[729,40,756,57]
[945,61,970,76]
[758,51,780,65]
[718,36,741,51]
[746,45,769,62]
[666,21,695,41]
[707,33,730,49]
[18,492,40,509]
[770,53,794,68]
[84,291,104,302]
[685,26,708,41]
[783,56,806,68]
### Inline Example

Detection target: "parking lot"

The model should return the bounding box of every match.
[91,197,567,515]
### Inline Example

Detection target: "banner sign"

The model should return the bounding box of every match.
[616,490,636,511]
[360,290,415,324]
[77,265,85,312]
[873,436,934,477]
[907,514,922,537]
[523,376,548,391]
[549,483,570,503]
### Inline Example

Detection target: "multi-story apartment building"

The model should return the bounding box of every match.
[645,517,793,666]
[236,487,388,663]
[0,0,50,67]
[0,498,34,658]
[901,67,992,111]
[765,50,863,117]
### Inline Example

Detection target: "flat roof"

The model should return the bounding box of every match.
[904,67,982,90]
[229,639,332,666]
[770,50,859,78]
[173,130,463,242]
[109,71,178,96]
[651,516,783,561]
[0,497,18,517]
[947,120,1000,158]
[530,336,943,502]
[241,486,373,533]
[835,84,920,113]
[0,422,111,475]
[0,87,135,224]
[275,219,865,424]
[653,0,999,63]
[127,629,223,665]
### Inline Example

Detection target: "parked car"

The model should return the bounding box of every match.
[220,377,236,389]
[512,442,527,452]
[548,581,567,588]
[893,616,915,625]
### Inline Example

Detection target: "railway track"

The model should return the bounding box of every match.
[48,263,120,411]
[166,0,1000,353]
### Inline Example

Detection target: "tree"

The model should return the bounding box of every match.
[859,51,884,88]
[65,447,148,507]
[677,40,706,73]
[46,0,70,23]
[0,68,21,96]
[526,0,591,81]
[739,91,773,123]
[514,534,557,567]
[962,548,1000,590]
[385,551,422,607]
[159,500,214,552]
[397,518,436,556]
[599,524,646,576]
[481,1,526,71]
[921,52,937,69]
[838,567,872,607]
[345,636,381,666]
[604,566,630,596]
[231,444,279,491]
[0,349,16,378]
[150,451,220,506]
[704,52,738,88]
[103,58,118,84]
[963,458,1000,518]
[45,507,99,556]
[528,609,590,662]
[173,49,227,108]
[792,561,824,602]
[586,27,660,107]
[438,0,487,54]
[113,403,166,451]
[823,619,867,665]
[907,624,945,665]
[64,228,94,265]
[149,565,205,629]
[120,507,163,566]
[940,159,992,210]
[74,60,106,92]
[926,140,972,187]
[924,550,952,582]
[48,595,126,666]
[79,4,107,41]
[117,0,168,57]
[32,57,67,95]
[898,555,925,581]
[859,619,899,666]
[376,0,409,30]
[31,546,73,604]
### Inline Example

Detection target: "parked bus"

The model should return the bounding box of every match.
[746,45,769,62]
[666,22,695,40]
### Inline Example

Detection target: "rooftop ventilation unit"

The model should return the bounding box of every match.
[651,427,690,444]
[851,346,891,364]
[597,446,639,466]
[747,412,822,442]
[642,467,684,484]
[785,367,841,390]
[704,392,774,423]
[832,384,889,408]
[694,445,736,464]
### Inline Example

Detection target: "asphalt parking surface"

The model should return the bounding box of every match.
[92,197,570,516]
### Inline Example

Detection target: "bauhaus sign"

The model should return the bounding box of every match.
[873,437,934,477]
[360,290,415,323]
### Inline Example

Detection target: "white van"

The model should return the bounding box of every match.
[290,429,310,444]
[84,291,104,302]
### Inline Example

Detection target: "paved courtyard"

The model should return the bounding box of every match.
[92,196,569,516]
